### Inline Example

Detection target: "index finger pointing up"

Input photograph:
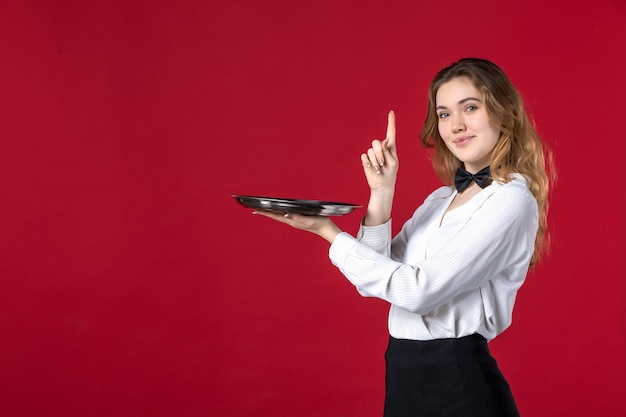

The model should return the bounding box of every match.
[385,110,397,152]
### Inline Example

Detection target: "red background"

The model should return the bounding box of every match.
[1,1,625,416]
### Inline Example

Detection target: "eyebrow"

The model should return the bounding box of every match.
[436,97,483,110]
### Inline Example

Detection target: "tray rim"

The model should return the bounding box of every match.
[231,194,361,216]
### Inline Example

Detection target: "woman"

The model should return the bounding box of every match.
[255,58,553,416]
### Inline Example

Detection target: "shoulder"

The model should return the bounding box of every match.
[491,174,533,197]
[484,174,538,214]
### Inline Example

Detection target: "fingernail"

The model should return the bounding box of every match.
[378,158,384,166]
[284,213,293,219]
[385,138,389,145]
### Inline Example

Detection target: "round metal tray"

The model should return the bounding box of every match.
[232,194,361,216]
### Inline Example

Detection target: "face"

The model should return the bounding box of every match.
[435,77,500,173]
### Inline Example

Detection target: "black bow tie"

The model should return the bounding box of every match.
[454,166,491,193]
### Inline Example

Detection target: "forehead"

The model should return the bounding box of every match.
[435,76,482,106]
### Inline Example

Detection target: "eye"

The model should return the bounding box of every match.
[438,112,450,119]
[465,105,477,112]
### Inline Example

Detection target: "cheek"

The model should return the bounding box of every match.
[437,121,447,139]
[490,125,502,143]
[441,136,455,153]
[482,115,501,139]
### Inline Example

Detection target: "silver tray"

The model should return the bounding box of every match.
[232,194,361,216]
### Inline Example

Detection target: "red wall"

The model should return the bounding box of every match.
[1,1,624,416]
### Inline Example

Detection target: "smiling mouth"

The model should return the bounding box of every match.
[453,136,474,145]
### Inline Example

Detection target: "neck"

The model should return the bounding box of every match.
[463,164,489,174]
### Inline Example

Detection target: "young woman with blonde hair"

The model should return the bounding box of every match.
[255,57,554,417]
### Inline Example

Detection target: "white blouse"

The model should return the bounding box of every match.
[329,176,538,341]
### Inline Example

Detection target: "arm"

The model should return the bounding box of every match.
[361,111,399,226]
[330,182,539,315]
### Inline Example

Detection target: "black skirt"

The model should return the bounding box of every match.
[383,334,520,417]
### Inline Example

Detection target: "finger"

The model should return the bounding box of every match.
[366,148,381,174]
[361,153,381,175]
[371,140,385,167]
[385,110,397,155]
[361,153,373,170]
[253,210,292,224]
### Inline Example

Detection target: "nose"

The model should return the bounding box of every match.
[451,114,466,133]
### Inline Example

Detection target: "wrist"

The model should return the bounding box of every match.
[369,187,395,200]
[318,222,341,244]
[364,190,394,226]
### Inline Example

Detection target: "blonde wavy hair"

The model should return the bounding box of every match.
[419,58,555,266]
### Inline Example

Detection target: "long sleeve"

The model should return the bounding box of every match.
[328,178,538,339]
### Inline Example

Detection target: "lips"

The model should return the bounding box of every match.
[453,135,474,146]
